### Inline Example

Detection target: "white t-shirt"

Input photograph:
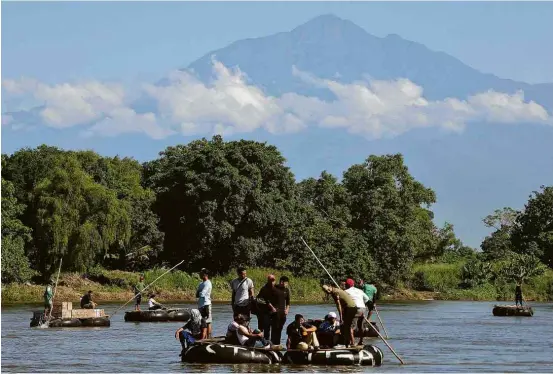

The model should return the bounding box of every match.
[230,277,254,306]
[345,287,369,308]
[236,325,250,345]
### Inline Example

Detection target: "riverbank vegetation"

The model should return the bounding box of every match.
[2,138,552,303]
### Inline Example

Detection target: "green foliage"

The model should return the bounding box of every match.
[1,178,35,283]
[511,186,553,268]
[459,258,493,289]
[343,154,436,285]
[411,262,463,292]
[495,252,547,284]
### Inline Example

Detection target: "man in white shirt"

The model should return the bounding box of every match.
[344,278,369,345]
[230,267,254,318]
[196,268,212,339]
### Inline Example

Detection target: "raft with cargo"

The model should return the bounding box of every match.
[492,304,534,317]
[124,308,191,322]
[30,302,110,328]
[181,341,383,366]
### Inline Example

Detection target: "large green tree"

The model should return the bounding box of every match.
[144,136,298,273]
[1,177,34,283]
[343,154,436,284]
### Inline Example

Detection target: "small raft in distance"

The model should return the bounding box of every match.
[492,305,534,317]
[30,303,110,328]
[124,308,190,322]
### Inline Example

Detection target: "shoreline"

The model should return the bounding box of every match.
[0,283,536,305]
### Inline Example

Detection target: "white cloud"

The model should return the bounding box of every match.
[2,60,552,140]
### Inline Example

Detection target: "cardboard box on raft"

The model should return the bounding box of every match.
[51,302,73,318]
[71,309,106,318]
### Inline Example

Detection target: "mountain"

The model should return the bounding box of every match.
[183,14,553,248]
[187,14,552,108]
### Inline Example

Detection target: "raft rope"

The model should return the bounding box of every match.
[300,237,405,365]
[109,259,185,319]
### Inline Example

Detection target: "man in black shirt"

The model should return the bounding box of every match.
[286,314,319,349]
[80,290,96,309]
[271,276,290,345]
[256,274,278,340]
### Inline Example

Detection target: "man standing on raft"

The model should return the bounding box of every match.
[321,284,358,347]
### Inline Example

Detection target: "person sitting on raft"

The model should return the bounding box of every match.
[175,308,203,350]
[286,314,320,350]
[317,312,341,348]
[80,290,97,309]
[148,293,164,310]
[321,284,357,347]
[231,313,272,348]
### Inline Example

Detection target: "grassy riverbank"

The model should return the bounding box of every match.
[2,265,552,305]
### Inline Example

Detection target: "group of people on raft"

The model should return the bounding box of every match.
[172,267,379,351]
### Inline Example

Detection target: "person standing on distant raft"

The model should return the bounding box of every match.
[321,284,357,347]
[43,282,53,317]
[134,274,145,311]
[230,267,254,318]
[359,279,378,321]
[196,268,213,339]
[515,283,523,308]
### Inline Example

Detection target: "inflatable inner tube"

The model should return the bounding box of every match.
[124,309,176,322]
[283,345,383,366]
[167,309,191,322]
[80,316,111,327]
[46,318,82,328]
[493,305,533,317]
[182,343,280,364]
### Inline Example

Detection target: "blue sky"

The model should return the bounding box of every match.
[2,1,553,248]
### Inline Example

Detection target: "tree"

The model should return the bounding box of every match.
[342,154,436,284]
[145,136,298,273]
[511,186,553,268]
[31,156,131,274]
[495,251,547,285]
[1,178,35,283]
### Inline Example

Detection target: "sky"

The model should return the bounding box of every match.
[2,1,553,248]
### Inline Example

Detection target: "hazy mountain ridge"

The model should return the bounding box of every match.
[186,14,552,108]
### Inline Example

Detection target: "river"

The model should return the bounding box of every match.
[2,301,553,372]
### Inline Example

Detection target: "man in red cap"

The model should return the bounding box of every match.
[345,278,369,345]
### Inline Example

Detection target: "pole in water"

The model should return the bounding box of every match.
[300,236,405,365]
[41,258,63,329]
[374,305,389,339]
[109,259,185,318]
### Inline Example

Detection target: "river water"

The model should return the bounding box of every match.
[2,301,553,372]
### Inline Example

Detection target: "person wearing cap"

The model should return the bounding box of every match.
[256,274,278,340]
[234,314,272,349]
[148,293,163,310]
[345,278,369,345]
[196,268,213,339]
[359,279,378,321]
[286,314,319,350]
[318,312,341,348]
[321,284,357,347]
[43,282,54,317]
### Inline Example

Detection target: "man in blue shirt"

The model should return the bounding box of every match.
[196,268,212,339]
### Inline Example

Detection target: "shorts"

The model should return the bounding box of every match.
[366,300,375,311]
[353,308,366,333]
[199,305,212,324]
[135,294,142,305]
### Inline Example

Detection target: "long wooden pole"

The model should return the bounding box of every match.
[109,260,185,318]
[41,258,63,328]
[300,237,405,365]
[374,305,389,338]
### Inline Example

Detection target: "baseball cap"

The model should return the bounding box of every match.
[346,279,355,287]
[328,312,337,319]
